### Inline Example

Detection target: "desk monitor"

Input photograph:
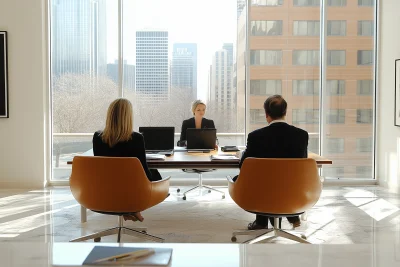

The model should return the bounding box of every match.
[186,128,216,150]
[139,127,175,152]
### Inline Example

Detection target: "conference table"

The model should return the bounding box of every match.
[67,147,332,223]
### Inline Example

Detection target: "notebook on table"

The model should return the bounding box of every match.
[186,128,216,151]
[139,127,175,155]
[83,246,172,266]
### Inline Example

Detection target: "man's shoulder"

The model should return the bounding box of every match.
[289,125,308,135]
[248,126,269,137]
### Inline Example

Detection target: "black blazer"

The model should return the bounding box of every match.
[178,117,215,146]
[92,131,153,181]
[239,122,309,168]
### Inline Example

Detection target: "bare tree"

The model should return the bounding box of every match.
[53,73,118,133]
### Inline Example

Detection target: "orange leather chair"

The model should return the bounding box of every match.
[228,158,321,244]
[69,156,170,243]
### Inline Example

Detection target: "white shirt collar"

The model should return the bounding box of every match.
[268,119,287,126]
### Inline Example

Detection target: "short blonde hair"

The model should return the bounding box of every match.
[101,98,133,147]
[191,100,206,115]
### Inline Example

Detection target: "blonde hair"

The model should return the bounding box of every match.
[191,100,207,115]
[101,98,133,147]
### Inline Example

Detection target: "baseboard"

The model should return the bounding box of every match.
[0,181,45,190]
[378,181,400,193]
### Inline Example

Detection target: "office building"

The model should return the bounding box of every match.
[170,43,197,99]
[51,0,107,77]
[135,31,169,102]
[238,0,375,178]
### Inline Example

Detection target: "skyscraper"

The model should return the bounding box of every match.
[135,31,169,102]
[171,43,197,99]
[210,43,235,113]
[237,0,246,20]
[51,0,107,77]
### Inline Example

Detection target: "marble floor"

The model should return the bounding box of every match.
[0,186,400,245]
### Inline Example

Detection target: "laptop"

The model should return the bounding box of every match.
[186,128,217,151]
[139,127,175,155]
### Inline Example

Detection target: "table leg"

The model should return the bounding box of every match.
[81,205,87,223]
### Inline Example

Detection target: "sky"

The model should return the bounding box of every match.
[106,0,237,101]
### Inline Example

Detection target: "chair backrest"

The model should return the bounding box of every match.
[231,158,321,215]
[70,156,153,213]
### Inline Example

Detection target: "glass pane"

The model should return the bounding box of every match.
[322,0,376,179]
[249,1,320,154]
[51,0,119,181]
[123,0,245,146]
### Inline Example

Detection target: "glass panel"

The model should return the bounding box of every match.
[51,0,119,180]
[252,0,284,6]
[322,0,375,179]
[122,0,244,145]
[249,0,320,154]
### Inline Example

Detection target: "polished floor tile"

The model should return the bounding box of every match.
[0,186,399,245]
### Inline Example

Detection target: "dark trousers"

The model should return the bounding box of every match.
[256,214,300,227]
[149,169,162,182]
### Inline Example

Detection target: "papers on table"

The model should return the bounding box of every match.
[146,154,166,161]
[210,155,239,161]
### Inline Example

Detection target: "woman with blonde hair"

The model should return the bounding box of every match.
[93,98,162,222]
[178,100,216,147]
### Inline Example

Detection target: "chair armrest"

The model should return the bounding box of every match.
[149,176,171,207]
[226,175,234,184]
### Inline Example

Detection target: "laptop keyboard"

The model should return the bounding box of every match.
[146,150,174,155]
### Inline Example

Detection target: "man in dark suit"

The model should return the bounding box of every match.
[237,95,309,230]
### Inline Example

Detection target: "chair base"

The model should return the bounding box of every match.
[231,218,310,244]
[70,216,164,243]
[179,170,225,200]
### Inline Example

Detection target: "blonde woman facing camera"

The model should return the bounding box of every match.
[93,98,162,222]
[177,100,216,147]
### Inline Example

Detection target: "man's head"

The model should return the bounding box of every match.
[263,95,287,124]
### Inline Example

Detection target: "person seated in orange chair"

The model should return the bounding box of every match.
[235,95,309,230]
[92,98,162,222]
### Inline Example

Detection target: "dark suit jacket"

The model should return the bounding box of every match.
[92,131,156,181]
[178,117,215,146]
[239,122,309,168]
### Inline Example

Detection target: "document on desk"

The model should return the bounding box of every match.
[210,155,239,161]
[83,246,172,266]
[146,154,166,161]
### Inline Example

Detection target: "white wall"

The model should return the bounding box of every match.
[377,0,400,192]
[0,0,48,188]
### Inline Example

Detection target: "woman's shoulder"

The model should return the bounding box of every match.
[93,130,102,139]
[131,131,144,141]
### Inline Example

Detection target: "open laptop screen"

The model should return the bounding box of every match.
[138,127,175,151]
[186,128,217,150]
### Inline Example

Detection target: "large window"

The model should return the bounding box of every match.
[357,50,373,65]
[327,50,346,66]
[292,80,319,96]
[358,21,374,36]
[51,0,245,181]
[327,21,346,36]
[252,0,283,6]
[250,50,282,65]
[250,80,282,95]
[51,0,377,181]
[293,50,319,65]
[293,21,319,36]
[293,0,319,6]
[251,20,283,36]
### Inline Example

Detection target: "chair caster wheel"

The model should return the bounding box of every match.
[142,230,147,234]
[231,236,237,242]
[208,190,211,193]
[183,196,186,200]
[222,195,225,199]
[177,188,180,193]
[94,237,101,242]
[301,234,307,240]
